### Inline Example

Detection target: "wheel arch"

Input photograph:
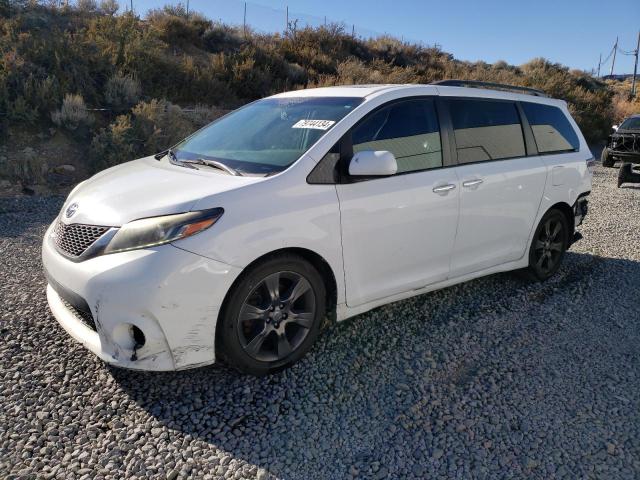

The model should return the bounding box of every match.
[215,247,339,355]
[545,202,575,246]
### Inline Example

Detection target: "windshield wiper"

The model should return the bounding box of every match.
[156,149,242,176]
[179,158,242,176]
[154,148,178,162]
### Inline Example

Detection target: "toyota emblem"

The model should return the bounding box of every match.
[65,202,79,218]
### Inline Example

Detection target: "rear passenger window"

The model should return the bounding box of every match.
[521,102,579,153]
[449,99,526,163]
[351,98,442,173]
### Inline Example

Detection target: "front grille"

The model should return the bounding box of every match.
[611,134,640,154]
[60,298,97,331]
[53,221,109,257]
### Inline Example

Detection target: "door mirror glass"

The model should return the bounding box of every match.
[612,124,619,131]
[348,150,398,176]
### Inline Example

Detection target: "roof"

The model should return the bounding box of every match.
[271,84,566,107]
[271,84,404,98]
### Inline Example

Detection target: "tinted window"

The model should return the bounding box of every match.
[450,99,525,163]
[351,99,442,173]
[521,102,579,153]
[618,116,640,130]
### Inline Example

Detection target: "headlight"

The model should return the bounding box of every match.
[104,208,224,254]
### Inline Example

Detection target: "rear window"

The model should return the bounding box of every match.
[521,102,579,154]
[449,99,526,163]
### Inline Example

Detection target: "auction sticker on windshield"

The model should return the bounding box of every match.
[292,119,336,130]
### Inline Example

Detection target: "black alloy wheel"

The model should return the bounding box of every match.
[219,254,325,375]
[527,210,569,281]
[237,271,316,362]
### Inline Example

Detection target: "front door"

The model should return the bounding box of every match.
[336,98,460,307]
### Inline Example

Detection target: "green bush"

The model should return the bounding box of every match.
[8,96,38,124]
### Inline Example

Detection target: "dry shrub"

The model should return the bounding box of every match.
[90,114,136,170]
[99,0,119,15]
[182,104,226,127]
[90,99,220,171]
[105,73,141,112]
[8,96,38,124]
[1,147,46,185]
[131,99,194,153]
[51,94,94,134]
[612,95,640,124]
[76,0,98,12]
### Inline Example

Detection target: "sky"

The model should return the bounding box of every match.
[130,0,640,74]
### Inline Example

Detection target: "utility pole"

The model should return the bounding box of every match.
[610,36,618,77]
[597,53,602,78]
[632,30,640,97]
[186,0,189,17]
[243,2,247,38]
[286,6,289,31]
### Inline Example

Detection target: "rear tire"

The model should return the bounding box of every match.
[618,162,640,187]
[601,147,615,167]
[219,254,326,375]
[525,209,569,281]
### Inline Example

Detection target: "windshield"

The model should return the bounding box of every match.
[619,117,640,130]
[174,96,363,175]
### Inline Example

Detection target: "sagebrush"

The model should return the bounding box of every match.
[0,1,628,178]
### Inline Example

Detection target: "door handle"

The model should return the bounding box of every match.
[432,184,456,193]
[462,179,483,188]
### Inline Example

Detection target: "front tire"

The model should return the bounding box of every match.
[601,147,615,167]
[219,254,326,375]
[526,209,569,281]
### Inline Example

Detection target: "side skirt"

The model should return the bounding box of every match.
[335,257,529,322]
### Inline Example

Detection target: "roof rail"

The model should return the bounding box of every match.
[431,79,547,97]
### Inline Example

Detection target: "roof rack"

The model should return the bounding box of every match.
[431,80,547,97]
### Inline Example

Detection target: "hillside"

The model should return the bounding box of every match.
[0,2,637,192]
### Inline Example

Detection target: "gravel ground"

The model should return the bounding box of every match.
[1,162,639,480]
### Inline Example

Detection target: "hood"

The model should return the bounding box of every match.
[60,156,262,226]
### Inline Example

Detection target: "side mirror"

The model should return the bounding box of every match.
[348,150,398,177]
[612,124,619,131]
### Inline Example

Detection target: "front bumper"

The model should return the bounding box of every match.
[608,150,640,163]
[42,222,242,371]
[608,134,640,163]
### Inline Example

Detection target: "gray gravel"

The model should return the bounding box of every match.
[1,162,640,480]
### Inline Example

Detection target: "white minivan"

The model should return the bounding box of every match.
[42,81,592,375]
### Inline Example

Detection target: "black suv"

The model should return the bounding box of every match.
[602,114,640,167]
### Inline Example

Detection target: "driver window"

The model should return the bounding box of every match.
[351,98,443,173]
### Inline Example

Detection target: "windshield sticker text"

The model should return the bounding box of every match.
[292,119,335,130]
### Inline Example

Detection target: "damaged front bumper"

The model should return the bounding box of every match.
[42,222,241,371]
[608,133,640,163]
